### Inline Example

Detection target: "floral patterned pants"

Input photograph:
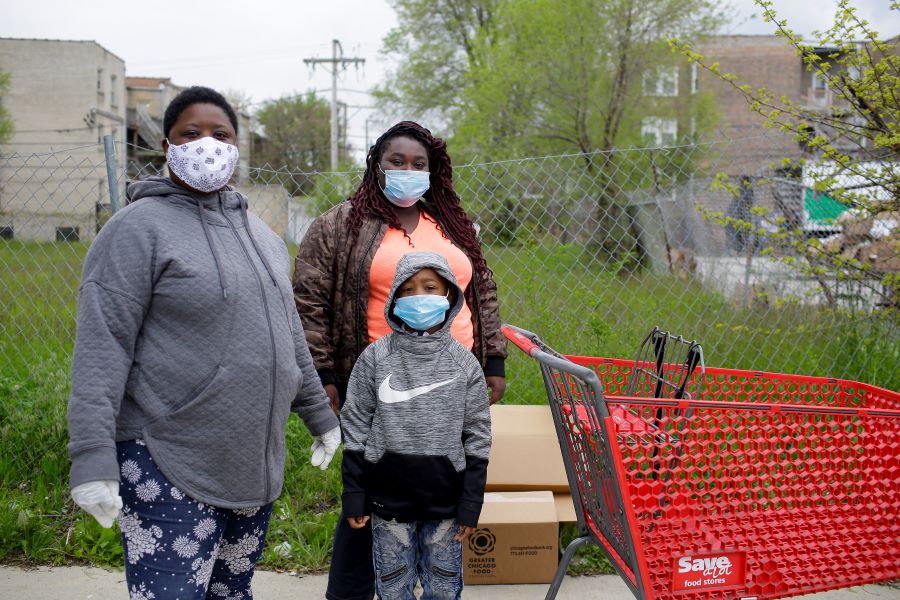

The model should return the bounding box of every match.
[116,440,273,600]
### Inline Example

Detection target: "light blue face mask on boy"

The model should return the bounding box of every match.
[393,294,450,331]
[380,168,431,208]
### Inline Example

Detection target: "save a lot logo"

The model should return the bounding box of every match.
[679,555,733,578]
[672,551,746,593]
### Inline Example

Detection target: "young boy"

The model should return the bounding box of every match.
[340,251,492,600]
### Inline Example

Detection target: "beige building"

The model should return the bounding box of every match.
[0,37,127,242]
[125,76,185,174]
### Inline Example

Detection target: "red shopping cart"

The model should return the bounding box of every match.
[502,324,900,600]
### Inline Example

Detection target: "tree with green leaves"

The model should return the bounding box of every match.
[674,0,899,308]
[379,0,725,266]
[381,0,723,159]
[0,71,14,145]
[454,0,723,161]
[377,0,500,125]
[252,93,332,194]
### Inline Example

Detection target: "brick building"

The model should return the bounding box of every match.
[695,35,820,175]
[640,34,872,175]
[0,38,127,242]
[635,34,897,305]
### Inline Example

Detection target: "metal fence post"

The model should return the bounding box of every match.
[102,134,121,213]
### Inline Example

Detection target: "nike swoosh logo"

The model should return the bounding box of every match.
[377,374,458,404]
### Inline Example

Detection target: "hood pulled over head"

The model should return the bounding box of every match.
[385,252,464,334]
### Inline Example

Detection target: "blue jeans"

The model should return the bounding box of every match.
[116,439,273,600]
[371,515,463,600]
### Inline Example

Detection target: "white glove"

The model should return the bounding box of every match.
[310,426,341,470]
[71,480,122,528]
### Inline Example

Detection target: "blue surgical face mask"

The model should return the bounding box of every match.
[380,168,430,208]
[393,293,450,331]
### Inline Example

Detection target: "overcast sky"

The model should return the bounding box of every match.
[2,0,898,158]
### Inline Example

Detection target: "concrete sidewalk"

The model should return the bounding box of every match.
[0,565,626,599]
[2,565,897,600]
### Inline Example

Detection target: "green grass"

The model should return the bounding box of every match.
[487,243,899,404]
[0,240,84,380]
[0,239,344,571]
[1,239,897,575]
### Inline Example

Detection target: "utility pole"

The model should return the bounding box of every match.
[304,39,365,171]
[364,114,381,152]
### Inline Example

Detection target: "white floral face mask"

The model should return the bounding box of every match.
[166,137,239,193]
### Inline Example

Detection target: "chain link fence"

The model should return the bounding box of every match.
[2,136,898,492]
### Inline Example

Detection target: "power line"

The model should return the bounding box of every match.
[2,141,98,145]
[244,89,374,109]
[127,44,328,69]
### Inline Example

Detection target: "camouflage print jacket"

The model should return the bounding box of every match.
[292,200,507,390]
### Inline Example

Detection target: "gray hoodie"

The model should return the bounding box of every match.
[340,252,491,527]
[67,176,338,508]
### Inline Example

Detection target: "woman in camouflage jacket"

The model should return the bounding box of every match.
[292,120,506,600]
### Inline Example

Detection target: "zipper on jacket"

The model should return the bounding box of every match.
[218,196,278,501]
[354,224,380,358]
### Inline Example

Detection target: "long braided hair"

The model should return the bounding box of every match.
[346,121,490,279]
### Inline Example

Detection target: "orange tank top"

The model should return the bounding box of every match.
[367,212,474,349]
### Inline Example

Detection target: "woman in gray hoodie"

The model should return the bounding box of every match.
[66,86,340,600]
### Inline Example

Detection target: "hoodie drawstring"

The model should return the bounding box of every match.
[237,196,279,289]
[198,200,229,300]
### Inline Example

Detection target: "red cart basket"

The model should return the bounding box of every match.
[502,324,900,600]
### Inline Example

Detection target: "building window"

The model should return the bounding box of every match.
[97,68,104,94]
[642,117,678,146]
[110,75,118,108]
[690,62,699,94]
[55,226,80,242]
[811,69,831,105]
[812,71,828,92]
[642,65,679,97]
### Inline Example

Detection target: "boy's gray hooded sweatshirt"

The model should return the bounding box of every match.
[341,252,491,527]
[67,176,338,508]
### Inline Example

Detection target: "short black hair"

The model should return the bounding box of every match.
[163,86,239,138]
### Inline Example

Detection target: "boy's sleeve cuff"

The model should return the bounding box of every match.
[317,368,337,387]
[483,356,505,378]
[456,501,483,528]
[342,491,367,518]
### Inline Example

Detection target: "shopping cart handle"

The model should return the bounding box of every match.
[501,324,540,357]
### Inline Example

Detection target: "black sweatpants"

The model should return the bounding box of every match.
[326,380,376,600]
[326,511,376,600]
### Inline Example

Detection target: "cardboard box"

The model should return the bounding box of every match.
[554,493,578,523]
[463,491,559,585]
[486,405,570,492]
